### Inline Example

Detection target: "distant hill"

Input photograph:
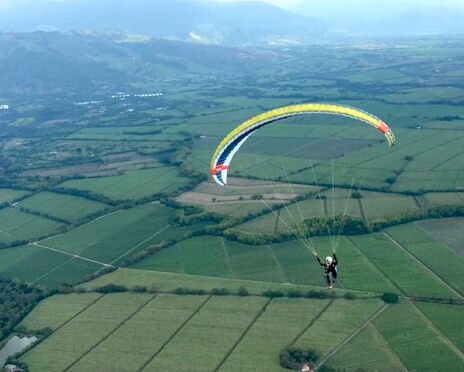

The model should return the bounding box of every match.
[0,31,280,97]
[291,1,464,35]
[0,0,326,45]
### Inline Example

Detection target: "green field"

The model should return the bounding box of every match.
[372,301,464,371]
[0,207,64,244]
[130,222,462,297]
[3,37,464,372]
[324,323,406,371]
[18,293,463,371]
[41,203,178,264]
[18,191,109,223]
[0,188,29,204]
[58,167,192,200]
[417,218,464,257]
[350,234,458,299]
[386,223,464,295]
[0,243,102,287]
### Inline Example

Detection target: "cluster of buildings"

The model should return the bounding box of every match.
[111,93,163,98]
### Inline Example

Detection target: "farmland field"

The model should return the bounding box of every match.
[372,301,464,372]
[41,203,179,264]
[0,207,64,244]
[130,221,463,296]
[18,191,109,223]
[417,218,464,256]
[57,167,192,200]
[2,34,464,372]
[0,188,29,204]
[19,293,463,371]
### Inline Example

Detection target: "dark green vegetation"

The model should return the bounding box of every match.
[0,276,46,341]
[1,32,464,371]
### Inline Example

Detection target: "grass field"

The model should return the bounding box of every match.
[57,167,191,200]
[372,301,464,372]
[0,207,64,244]
[349,234,458,299]
[17,294,384,372]
[20,293,462,372]
[131,227,457,295]
[0,188,29,204]
[386,223,464,295]
[21,293,103,331]
[324,323,406,371]
[417,218,464,257]
[41,203,178,264]
[4,38,464,372]
[0,243,103,288]
[415,301,464,353]
[18,191,109,223]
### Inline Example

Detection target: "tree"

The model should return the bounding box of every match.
[280,347,319,370]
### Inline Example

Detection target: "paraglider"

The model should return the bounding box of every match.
[210,103,395,186]
[316,253,338,289]
[209,103,395,288]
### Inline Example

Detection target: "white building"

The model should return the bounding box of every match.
[0,104,9,110]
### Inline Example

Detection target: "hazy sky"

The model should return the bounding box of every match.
[215,0,301,9]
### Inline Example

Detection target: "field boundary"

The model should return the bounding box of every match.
[110,224,170,264]
[63,293,158,371]
[31,256,75,284]
[138,295,212,372]
[316,303,389,369]
[267,245,290,283]
[32,242,114,268]
[383,232,463,299]
[409,301,464,362]
[213,298,272,371]
[358,199,366,221]
[290,299,335,346]
[346,237,404,294]
[370,322,409,371]
[220,238,235,277]
[52,293,105,333]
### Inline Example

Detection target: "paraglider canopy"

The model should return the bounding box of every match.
[210,103,395,186]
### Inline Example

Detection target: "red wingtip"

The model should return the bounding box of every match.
[378,122,390,134]
[210,164,229,176]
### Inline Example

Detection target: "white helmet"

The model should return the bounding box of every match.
[326,256,333,263]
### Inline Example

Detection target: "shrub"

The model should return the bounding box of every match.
[263,290,285,298]
[210,288,230,296]
[305,290,331,299]
[343,292,356,300]
[132,285,148,293]
[351,191,362,199]
[287,290,303,298]
[381,292,399,304]
[237,287,249,296]
[173,288,207,295]
[96,284,127,293]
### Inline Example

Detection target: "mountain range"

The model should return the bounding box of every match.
[0,31,280,97]
[0,0,324,45]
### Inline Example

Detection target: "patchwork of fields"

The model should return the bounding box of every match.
[0,204,189,287]
[58,167,192,201]
[18,293,463,371]
[2,40,464,371]
[131,220,464,299]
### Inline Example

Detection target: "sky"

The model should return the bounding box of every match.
[214,0,301,9]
